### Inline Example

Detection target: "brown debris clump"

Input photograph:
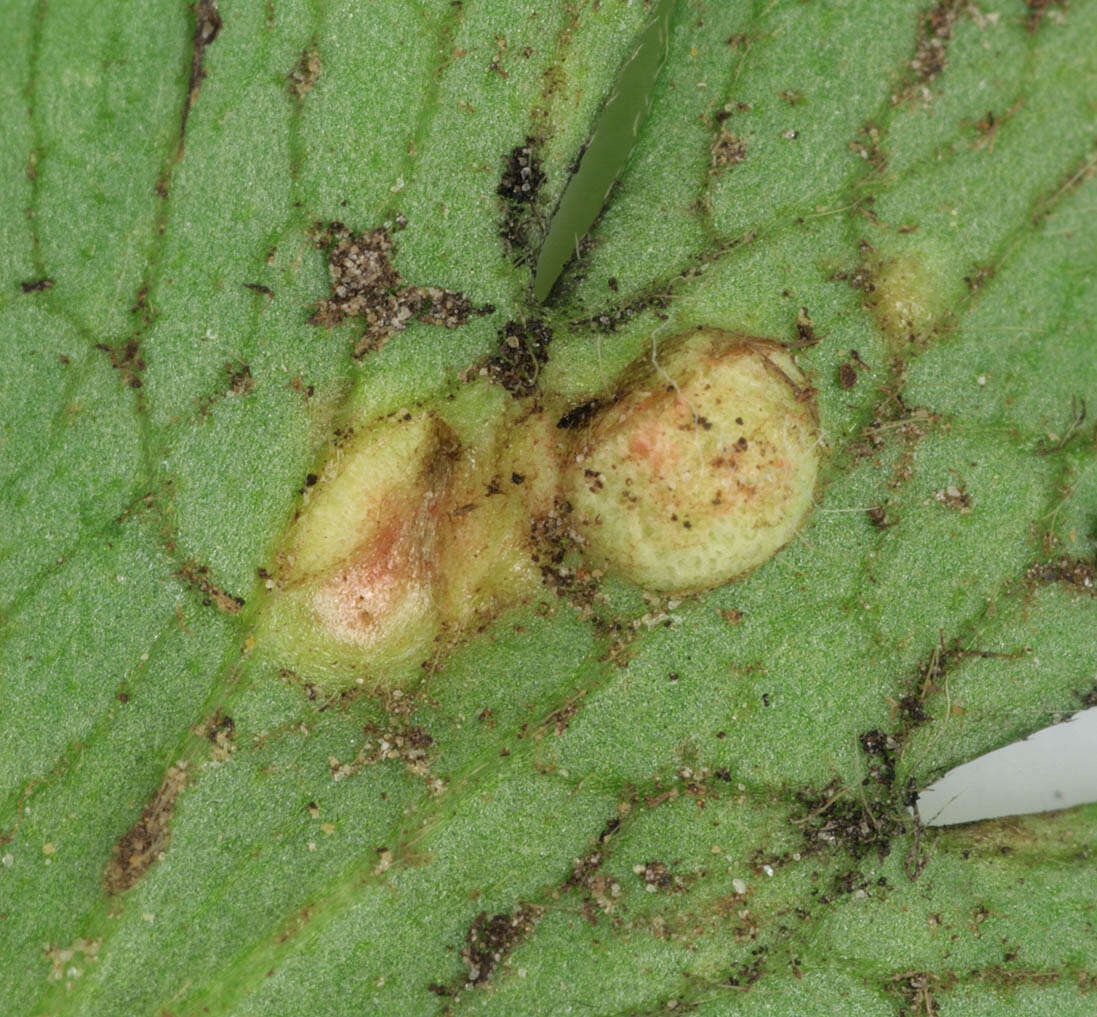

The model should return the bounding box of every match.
[486,318,553,396]
[850,367,938,489]
[95,339,146,389]
[497,137,545,256]
[183,0,222,140]
[934,483,972,513]
[908,0,965,90]
[461,906,541,985]
[710,130,748,171]
[887,970,946,1016]
[497,137,545,205]
[633,860,686,893]
[1024,0,1067,32]
[178,560,244,613]
[104,762,188,893]
[196,711,236,762]
[309,222,484,358]
[793,781,906,863]
[1027,556,1096,595]
[289,45,321,97]
[329,724,444,794]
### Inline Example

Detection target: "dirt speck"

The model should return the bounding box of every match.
[178,560,244,613]
[710,129,747,172]
[633,860,686,893]
[867,505,896,529]
[497,137,545,256]
[289,45,321,97]
[225,359,253,395]
[308,222,486,358]
[791,306,820,348]
[44,937,101,982]
[329,724,444,794]
[934,483,971,513]
[95,339,146,389]
[104,762,188,893]
[1027,556,1096,595]
[1024,0,1067,31]
[850,366,938,488]
[901,0,965,101]
[849,120,887,171]
[461,906,541,985]
[182,0,222,141]
[555,398,604,430]
[885,970,946,1016]
[793,780,905,863]
[196,711,236,761]
[486,318,553,396]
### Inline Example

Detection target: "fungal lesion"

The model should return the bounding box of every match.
[257,329,822,688]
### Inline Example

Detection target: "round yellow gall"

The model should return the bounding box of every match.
[563,329,820,593]
[256,386,561,688]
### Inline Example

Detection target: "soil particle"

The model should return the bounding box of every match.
[633,860,685,893]
[723,955,766,989]
[289,45,321,97]
[95,339,146,389]
[886,970,947,1016]
[104,762,188,893]
[497,137,545,256]
[178,560,244,613]
[485,318,553,396]
[564,813,627,919]
[710,129,747,172]
[849,121,887,171]
[308,222,484,357]
[791,306,819,348]
[196,711,236,761]
[902,0,965,100]
[859,728,897,785]
[225,359,253,395]
[330,724,443,793]
[548,696,584,735]
[1027,555,1096,595]
[867,505,895,529]
[461,906,541,985]
[933,483,972,513]
[850,367,938,488]
[571,289,671,334]
[529,498,602,612]
[793,779,906,864]
[497,137,545,204]
[555,398,604,430]
[1024,0,1067,31]
[183,0,222,141]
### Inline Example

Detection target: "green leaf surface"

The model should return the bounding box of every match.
[2,1,1096,1015]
